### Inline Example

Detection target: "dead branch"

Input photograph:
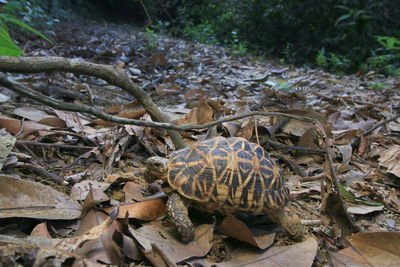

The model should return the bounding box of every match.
[351,113,400,148]
[16,140,95,150]
[0,56,185,149]
[0,72,316,132]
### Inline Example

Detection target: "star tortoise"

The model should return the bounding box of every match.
[146,137,305,243]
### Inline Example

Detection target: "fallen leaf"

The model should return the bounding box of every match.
[377,145,400,177]
[347,204,384,215]
[274,110,326,137]
[103,198,167,220]
[12,106,66,128]
[130,223,214,265]
[67,210,122,265]
[346,232,400,267]
[329,251,370,267]
[217,236,318,267]
[70,180,110,200]
[123,181,145,202]
[0,115,51,134]
[54,110,91,132]
[329,246,370,267]
[218,214,275,249]
[237,117,254,140]
[174,98,214,125]
[0,175,82,220]
[112,231,144,261]
[31,222,52,239]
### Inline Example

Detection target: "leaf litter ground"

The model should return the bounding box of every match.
[0,20,400,266]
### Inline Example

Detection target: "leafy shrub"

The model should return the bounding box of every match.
[145,0,400,74]
[0,0,53,56]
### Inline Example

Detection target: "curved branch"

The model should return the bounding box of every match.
[0,56,185,149]
[0,73,316,132]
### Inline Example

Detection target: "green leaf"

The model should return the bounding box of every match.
[0,14,53,44]
[0,26,24,56]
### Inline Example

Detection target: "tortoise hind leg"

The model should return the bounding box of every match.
[267,207,306,241]
[166,193,195,243]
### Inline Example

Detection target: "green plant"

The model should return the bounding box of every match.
[146,0,400,75]
[0,0,53,56]
[231,31,248,56]
[316,48,351,74]
[371,82,386,89]
[183,21,218,45]
[365,36,400,75]
[143,27,159,50]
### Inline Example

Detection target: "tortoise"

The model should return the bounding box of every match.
[145,137,305,243]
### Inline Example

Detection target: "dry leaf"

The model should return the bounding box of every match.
[123,181,145,202]
[377,145,400,177]
[130,223,214,266]
[0,175,82,220]
[12,106,66,128]
[0,115,51,134]
[219,215,275,249]
[329,246,370,267]
[346,232,400,267]
[217,236,318,267]
[70,180,110,201]
[67,210,122,265]
[174,98,214,125]
[31,222,52,239]
[103,198,167,220]
[346,204,384,215]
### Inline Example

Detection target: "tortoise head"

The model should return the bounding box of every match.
[145,156,168,182]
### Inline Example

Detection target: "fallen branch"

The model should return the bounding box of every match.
[352,113,400,148]
[0,56,185,149]
[16,140,95,150]
[0,72,316,131]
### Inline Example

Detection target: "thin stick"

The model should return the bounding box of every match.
[254,116,260,145]
[16,140,95,150]
[0,73,316,132]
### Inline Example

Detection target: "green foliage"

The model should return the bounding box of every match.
[0,0,53,56]
[183,21,218,45]
[145,0,399,75]
[371,82,387,89]
[0,20,23,56]
[364,36,400,75]
[231,31,248,56]
[142,27,159,50]
[316,48,351,74]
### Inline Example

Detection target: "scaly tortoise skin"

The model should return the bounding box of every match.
[146,137,305,243]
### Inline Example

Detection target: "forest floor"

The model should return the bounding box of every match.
[0,20,400,266]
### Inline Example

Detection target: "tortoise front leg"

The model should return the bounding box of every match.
[166,192,195,243]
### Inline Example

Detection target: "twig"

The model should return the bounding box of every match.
[299,174,325,183]
[12,162,65,185]
[270,152,306,177]
[315,123,360,235]
[362,114,400,136]
[0,72,317,132]
[301,219,322,226]
[16,140,95,150]
[352,113,400,148]
[254,116,260,145]
[260,135,325,154]
[139,0,152,28]
[0,56,185,149]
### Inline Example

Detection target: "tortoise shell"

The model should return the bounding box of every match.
[167,137,290,214]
